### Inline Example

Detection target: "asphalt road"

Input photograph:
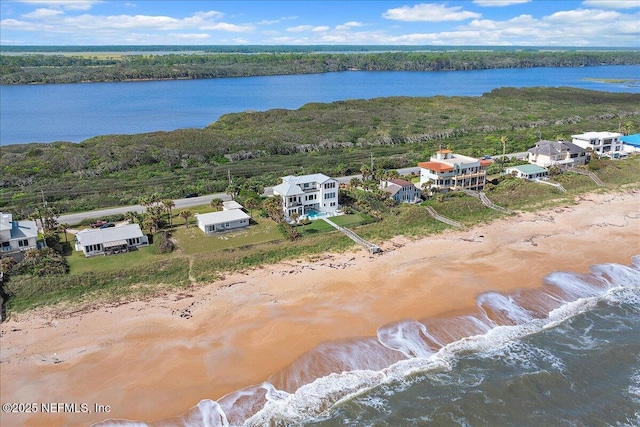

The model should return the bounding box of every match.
[58,167,424,226]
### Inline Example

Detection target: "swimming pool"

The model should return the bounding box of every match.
[305,209,328,220]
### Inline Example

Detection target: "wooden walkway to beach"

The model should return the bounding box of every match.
[462,189,513,215]
[560,165,604,186]
[321,218,381,254]
[425,206,465,229]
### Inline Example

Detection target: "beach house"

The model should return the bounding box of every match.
[571,131,624,156]
[505,164,549,180]
[272,173,339,220]
[418,150,490,192]
[0,213,39,261]
[195,209,251,235]
[74,224,148,257]
[379,178,422,203]
[527,140,588,167]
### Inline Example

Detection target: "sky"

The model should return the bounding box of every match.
[1,0,639,47]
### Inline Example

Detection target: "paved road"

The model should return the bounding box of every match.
[56,166,424,225]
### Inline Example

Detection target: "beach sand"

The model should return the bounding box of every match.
[1,190,638,426]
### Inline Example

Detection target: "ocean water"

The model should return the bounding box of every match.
[96,256,640,427]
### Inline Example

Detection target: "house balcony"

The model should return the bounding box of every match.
[452,171,486,180]
[285,201,302,207]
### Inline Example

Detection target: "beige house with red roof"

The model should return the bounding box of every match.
[418,150,490,191]
[380,178,422,203]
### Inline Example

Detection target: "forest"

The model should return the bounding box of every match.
[1,87,638,217]
[1,50,639,84]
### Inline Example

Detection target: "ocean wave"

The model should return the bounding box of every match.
[92,256,640,427]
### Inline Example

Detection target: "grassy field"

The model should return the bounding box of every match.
[174,217,283,254]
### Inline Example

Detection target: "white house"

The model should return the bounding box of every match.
[418,150,490,191]
[527,140,588,167]
[505,164,549,180]
[195,209,251,235]
[380,178,422,203]
[571,131,624,156]
[0,212,39,260]
[272,173,339,220]
[74,224,149,257]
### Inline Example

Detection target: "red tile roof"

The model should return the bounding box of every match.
[418,161,454,173]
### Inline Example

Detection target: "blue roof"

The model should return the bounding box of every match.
[621,133,640,147]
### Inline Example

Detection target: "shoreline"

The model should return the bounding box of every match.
[1,189,639,426]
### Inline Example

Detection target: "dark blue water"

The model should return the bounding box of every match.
[1,65,638,145]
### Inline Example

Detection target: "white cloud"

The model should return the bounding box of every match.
[335,21,363,30]
[21,7,63,19]
[168,33,210,40]
[312,26,329,32]
[2,9,254,33]
[473,0,531,6]
[15,0,101,11]
[286,25,312,32]
[383,3,481,22]
[582,0,640,8]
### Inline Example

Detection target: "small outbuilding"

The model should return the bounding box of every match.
[195,210,251,235]
[505,164,549,180]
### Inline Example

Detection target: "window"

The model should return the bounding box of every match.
[324,192,336,200]
[324,182,336,189]
[18,239,29,247]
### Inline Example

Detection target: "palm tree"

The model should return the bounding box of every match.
[179,210,192,228]
[210,198,224,211]
[124,211,140,225]
[244,197,260,217]
[290,211,300,226]
[350,177,362,188]
[161,199,175,227]
[360,164,371,181]
[57,223,70,243]
[225,183,239,200]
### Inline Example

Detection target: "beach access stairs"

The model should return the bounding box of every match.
[559,165,604,186]
[425,206,465,229]
[462,189,513,215]
[532,178,567,193]
[321,218,381,254]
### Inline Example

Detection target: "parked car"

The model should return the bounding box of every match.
[184,193,199,198]
[90,220,107,228]
[100,222,115,229]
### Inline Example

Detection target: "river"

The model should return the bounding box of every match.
[1,65,638,146]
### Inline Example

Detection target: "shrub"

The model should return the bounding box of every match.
[155,231,175,254]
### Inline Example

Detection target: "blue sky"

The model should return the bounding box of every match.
[1,1,639,46]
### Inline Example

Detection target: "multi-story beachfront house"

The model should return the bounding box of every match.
[379,178,422,203]
[272,173,339,220]
[527,140,588,167]
[0,212,39,261]
[571,131,624,156]
[418,150,490,191]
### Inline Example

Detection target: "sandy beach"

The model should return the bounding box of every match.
[1,189,639,426]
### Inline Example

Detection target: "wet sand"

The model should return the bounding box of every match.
[1,190,639,426]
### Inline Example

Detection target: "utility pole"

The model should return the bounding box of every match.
[227,169,231,185]
[41,189,47,207]
[370,153,374,176]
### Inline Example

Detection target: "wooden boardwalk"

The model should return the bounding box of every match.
[425,206,465,229]
[321,218,381,254]
[561,165,604,186]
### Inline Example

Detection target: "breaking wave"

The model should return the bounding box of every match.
[93,256,640,427]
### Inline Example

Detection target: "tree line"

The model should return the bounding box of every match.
[2,50,639,84]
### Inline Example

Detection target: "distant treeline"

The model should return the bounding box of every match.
[1,87,639,216]
[1,50,639,84]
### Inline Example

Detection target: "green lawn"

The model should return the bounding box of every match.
[298,212,373,236]
[173,217,283,254]
[67,244,173,275]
